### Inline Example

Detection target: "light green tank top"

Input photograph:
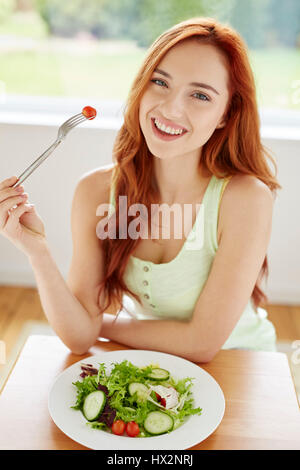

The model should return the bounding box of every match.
[107,170,277,352]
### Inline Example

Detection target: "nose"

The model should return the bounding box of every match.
[159,91,185,121]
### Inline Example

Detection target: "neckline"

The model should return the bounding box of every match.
[130,174,215,267]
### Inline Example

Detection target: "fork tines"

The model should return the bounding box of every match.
[64,113,87,129]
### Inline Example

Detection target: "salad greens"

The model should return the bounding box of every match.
[71,360,202,437]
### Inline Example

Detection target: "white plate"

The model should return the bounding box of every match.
[48,349,225,450]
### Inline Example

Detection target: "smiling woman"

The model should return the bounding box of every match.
[0,17,282,361]
[93,17,281,360]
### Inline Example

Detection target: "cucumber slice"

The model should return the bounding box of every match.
[128,382,149,401]
[143,411,174,435]
[147,368,170,381]
[82,390,106,421]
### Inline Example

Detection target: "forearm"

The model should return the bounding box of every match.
[100,313,208,362]
[29,245,101,354]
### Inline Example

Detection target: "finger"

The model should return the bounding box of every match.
[0,194,28,212]
[5,201,32,231]
[0,185,24,203]
[0,195,28,229]
[20,203,35,215]
[0,176,19,191]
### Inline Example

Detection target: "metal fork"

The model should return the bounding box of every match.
[12,112,89,188]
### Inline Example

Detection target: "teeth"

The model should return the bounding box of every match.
[154,119,184,135]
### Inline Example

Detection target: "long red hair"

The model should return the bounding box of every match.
[97,16,281,315]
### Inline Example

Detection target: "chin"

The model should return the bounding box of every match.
[147,145,179,160]
[144,136,178,158]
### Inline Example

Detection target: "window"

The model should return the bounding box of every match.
[0,0,299,119]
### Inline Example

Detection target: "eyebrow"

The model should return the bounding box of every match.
[154,67,220,95]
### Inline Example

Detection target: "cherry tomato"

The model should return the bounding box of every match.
[82,106,97,120]
[111,419,125,436]
[126,421,140,437]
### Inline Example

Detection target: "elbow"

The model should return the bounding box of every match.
[186,322,222,364]
[64,341,91,356]
[189,336,219,363]
[68,344,91,356]
[183,345,217,363]
[62,335,96,356]
[190,349,217,364]
[63,320,102,355]
[188,325,220,363]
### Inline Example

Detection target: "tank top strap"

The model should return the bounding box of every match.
[218,176,232,223]
[203,174,232,252]
[108,167,117,218]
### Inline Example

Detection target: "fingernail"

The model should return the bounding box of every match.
[21,193,28,198]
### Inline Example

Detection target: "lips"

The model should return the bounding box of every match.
[153,116,188,133]
[150,118,188,142]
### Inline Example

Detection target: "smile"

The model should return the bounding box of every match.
[151,118,188,141]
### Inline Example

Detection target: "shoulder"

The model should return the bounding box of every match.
[223,174,274,205]
[227,173,273,203]
[73,164,115,209]
[218,174,274,240]
[71,164,116,231]
[76,163,115,199]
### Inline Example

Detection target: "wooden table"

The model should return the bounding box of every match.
[0,334,300,450]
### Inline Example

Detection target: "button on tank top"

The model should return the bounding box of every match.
[107,169,277,352]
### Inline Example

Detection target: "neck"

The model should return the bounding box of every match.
[153,152,211,204]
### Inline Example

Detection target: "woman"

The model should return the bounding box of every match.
[0,17,281,361]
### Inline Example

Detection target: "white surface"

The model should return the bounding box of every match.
[0,322,55,392]
[48,349,225,450]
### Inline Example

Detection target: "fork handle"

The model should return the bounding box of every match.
[13,139,62,187]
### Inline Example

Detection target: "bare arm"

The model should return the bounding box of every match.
[100,176,274,361]
[30,246,102,354]
[29,170,110,354]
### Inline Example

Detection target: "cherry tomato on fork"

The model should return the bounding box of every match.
[82,106,97,120]
[125,421,140,437]
[111,419,126,436]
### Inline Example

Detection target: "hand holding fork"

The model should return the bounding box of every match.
[0,106,97,257]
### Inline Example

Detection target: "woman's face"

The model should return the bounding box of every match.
[139,39,230,160]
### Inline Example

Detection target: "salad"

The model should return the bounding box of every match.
[71,360,202,438]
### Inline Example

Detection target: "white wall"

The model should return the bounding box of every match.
[265,137,300,303]
[0,117,118,286]
[0,110,299,304]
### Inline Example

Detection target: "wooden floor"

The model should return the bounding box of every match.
[0,285,300,370]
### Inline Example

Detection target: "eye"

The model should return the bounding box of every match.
[151,78,167,87]
[150,79,211,102]
[193,92,211,102]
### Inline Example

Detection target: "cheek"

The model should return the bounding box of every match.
[139,94,151,124]
[187,108,222,145]
[140,88,161,114]
[192,105,223,131]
